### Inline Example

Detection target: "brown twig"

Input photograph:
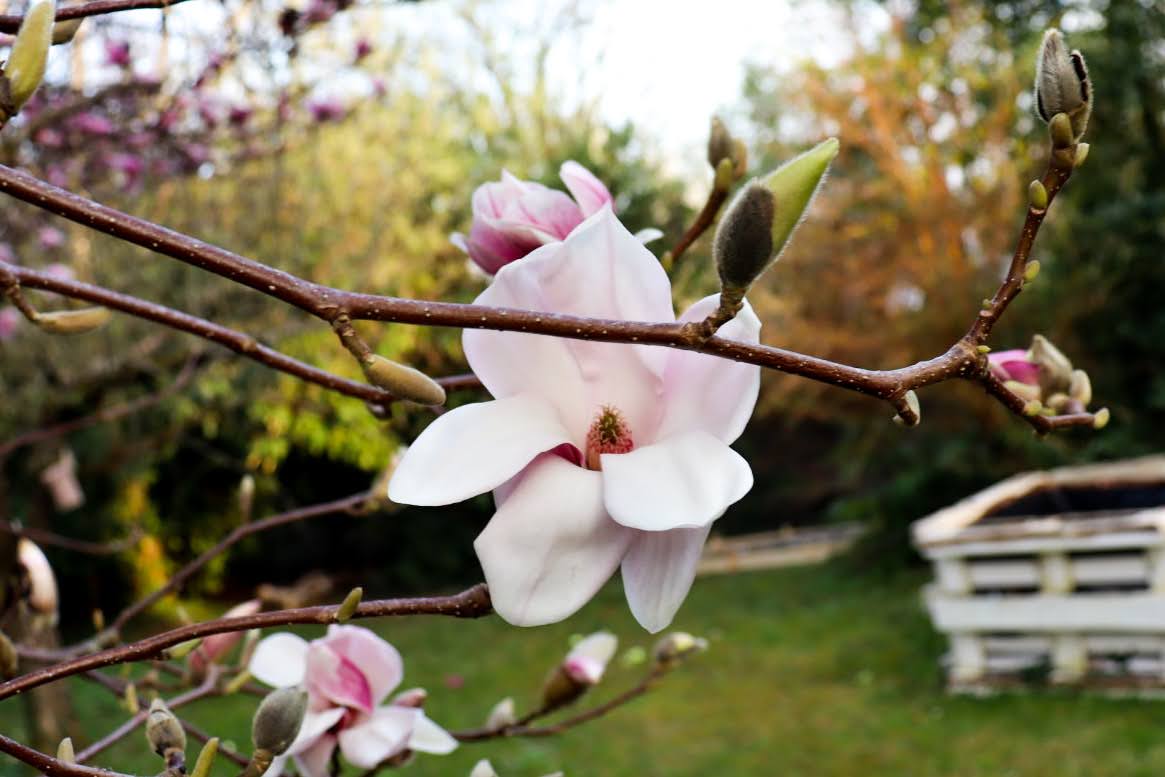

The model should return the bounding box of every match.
[0,521,141,556]
[0,732,136,777]
[0,584,492,701]
[666,184,731,269]
[0,0,200,33]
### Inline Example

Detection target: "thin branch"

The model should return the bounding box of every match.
[0,521,141,556]
[0,0,200,33]
[2,262,468,407]
[0,733,136,777]
[666,182,731,269]
[0,358,199,459]
[0,584,492,701]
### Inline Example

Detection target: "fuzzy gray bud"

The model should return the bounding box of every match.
[707,117,734,169]
[252,687,308,756]
[1034,29,1091,142]
[145,698,186,757]
[713,181,775,292]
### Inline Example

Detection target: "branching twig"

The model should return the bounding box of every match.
[666,182,731,269]
[0,0,200,34]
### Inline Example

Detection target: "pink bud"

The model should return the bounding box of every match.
[987,349,1040,386]
[188,599,262,673]
[104,40,131,68]
[562,632,617,686]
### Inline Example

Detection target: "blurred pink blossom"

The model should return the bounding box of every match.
[188,599,262,674]
[250,625,456,776]
[988,349,1040,385]
[0,307,21,340]
[104,40,132,68]
[451,162,614,275]
[308,98,346,123]
[68,113,116,135]
[38,228,65,250]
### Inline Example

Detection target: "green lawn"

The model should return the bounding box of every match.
[6,563,1165,776]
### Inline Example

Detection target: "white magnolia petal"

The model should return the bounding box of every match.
[260,754,289,777]
[293,734,338,777]
[566,631,618,668]
[249,633,310,688]
[287,708,346,756]
[602,431,752,531]
[633,227,665,244]
[407,712,458,754]
[622,525,712,633]
[337,707,417,769]
[656,294,762,443]
[475,454,632,626]
[470,760,500,777]
[388,394,572,506]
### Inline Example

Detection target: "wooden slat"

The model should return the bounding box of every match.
[924,586,1165,633]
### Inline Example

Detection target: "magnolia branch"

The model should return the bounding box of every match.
[0,162,1095,431]
[0,584,493,701]
[0,0,200,34]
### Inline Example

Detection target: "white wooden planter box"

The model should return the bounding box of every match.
[911,456,1165,693]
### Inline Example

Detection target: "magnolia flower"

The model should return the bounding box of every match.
[562,632,617,686]
[451,162,614,275]
[391,208,760,632]
[249,625,456,776]
[987,349,1040,386]
[188,599,261,675]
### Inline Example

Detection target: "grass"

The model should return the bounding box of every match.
[5,562,1165,776]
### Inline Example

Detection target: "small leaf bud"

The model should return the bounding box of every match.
[189,737,219,777]
[485,697,516,730]
[977,345,992,354]
[706,116,734,169]
[145,698,187,758]
[1035,29,1091,142]
[652,631,709,668]
[362,355,446,406]
[35,307,111,335]
[51,18,83,45]
[165,637,202,660]
[712,181,775,293]
[223,669,254,695]
[1028,180,1048,211]
[56,737,74,764]
[252,686,308,756]
[1049,113,1075,149]
[1023,399,1043,417]
[335,586,363,623]
[1092,407,1110,429]
[1069,369,1092,405]
[1074,142,1090,167]
[1024,260,1042,282]
[713,156,736,191]
[0,630,17,679]
[124,681,139,714]
[4,0,56,115]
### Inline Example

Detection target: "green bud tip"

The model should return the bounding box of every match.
[362,355,446,406]
[253,687,309,756]
[1028,180,1048,210]
[56,737,74,764]
[124,682,139,714]
[1024,260,1041,282]
[1023,400,1043,417]
[1074,142,1090,168]
[1092,407,1110,429]
[189,738,219,777]
[4,0,56,113]
[977,345,992,354]
[335,586,363,622]
[165,637,202,660]
[762,137,839,259]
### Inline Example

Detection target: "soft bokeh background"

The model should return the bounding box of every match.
[0,0,1162,774]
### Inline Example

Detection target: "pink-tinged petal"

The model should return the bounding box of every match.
[563,631,617,684]
[389,394,573,506]
[468,208,673,438]
[407,713,458,754]
[656,295,762,443]
[474,454,633,626]
[306,642,375,713]
[498,185,583,240]
[317,625,403,707]
[250,633,310,688]
[601,431,752,531]
[560,161,614,218]
[293,732,338,777]
[192,599,262,671]
[988,349,1040,385]
[621,525,712,633]
[337,706,418,768]
[286,708,345,756]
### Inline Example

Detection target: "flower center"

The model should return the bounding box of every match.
[585,405,634,471]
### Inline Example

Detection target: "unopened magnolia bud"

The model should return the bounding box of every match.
[485,697,516,730]
[707,116,734,168]
[124,682,139,714]
[740,136,839,273]
[470,760,500,777]
[1024,260,1042,282]
[713,181,775,292]
[189,737,219,777]
[51,18,83,45]
[4,0,56,114]
[1028,180,1048,211]
[145,698,186,757]
[653,631,708,666]
[56,737,74,764]
[18,538,58,616]
[1028,334,1073,393]
[391,687,428,708]
[541,664,587,710]
[252,686,308,756]
[35,307,111,335]
[1034,29,1091,142]
[1074,142,1090,167]
[0,630,17,679]
[1069,369,1092,405]
[1093,407,1110,429]
[362,355,446,406]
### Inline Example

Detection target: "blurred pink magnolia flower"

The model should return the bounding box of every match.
[354,38,373,62]
[37,227,65,250]
[451,162,614,275]
[563,632,617,685]
[391,208,760,632]
[68,112,115,136]
[104,39,131,68]
[188,599,261,675]
[308,98,346,123]
[250,625,456,776]
[988,349,1040,385]
[0,307,20,340]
